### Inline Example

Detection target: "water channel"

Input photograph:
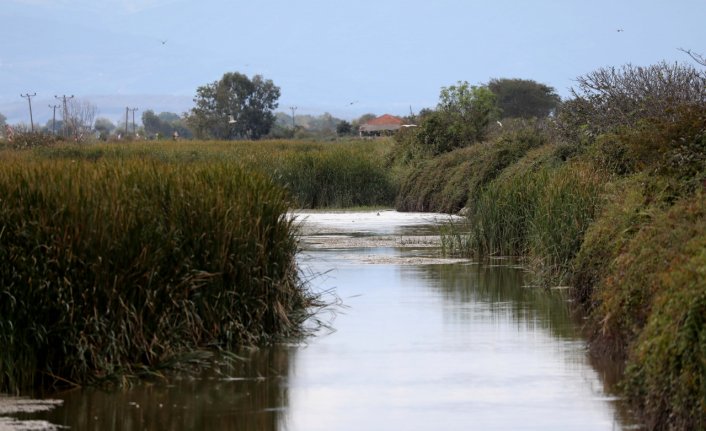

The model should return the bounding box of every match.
[4,211,641,430]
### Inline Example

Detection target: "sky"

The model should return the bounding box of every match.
[1,0,705,126]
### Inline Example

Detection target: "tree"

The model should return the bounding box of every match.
[64,98,97,140]
[679,48,706,67]
[143,110,193,139]
[558,62,706,138]
[188,72,280,140]
[94,117,115,140]
[0,113,6,129]
[487,78,561,119]
[336,120,352,136]
[142,110,163,136]
[436,81,499,144]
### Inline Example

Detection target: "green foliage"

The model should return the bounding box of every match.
[336,120,353,136]
[276,147,397,208]
[487,78,561,119]
[447,155,604,285]
[624,230,706,431]
[142,110,193,139]
[586,193,706,430]
[439,81,500,144]
[395,125,546,213]
[189,72,280,140]
[405,82,500,157]
[0,156,311,392]
[569,175,651,305]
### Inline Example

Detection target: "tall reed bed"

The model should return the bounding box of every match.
[0,157,311,392]
[443,156,605,285]
[34,139,398,208]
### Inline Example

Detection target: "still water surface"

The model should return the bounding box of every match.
[25,211,638,430]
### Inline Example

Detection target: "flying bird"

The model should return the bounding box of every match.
[616,29,624,32]
[160,39,167,45]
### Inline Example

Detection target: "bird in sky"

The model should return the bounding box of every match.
[616,29,624,32]
[349,100,359,105]
[160,39,167,45]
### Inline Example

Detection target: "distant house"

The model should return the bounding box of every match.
[359,114,409,137]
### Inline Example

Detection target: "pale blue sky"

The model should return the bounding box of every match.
[1,0,704,125]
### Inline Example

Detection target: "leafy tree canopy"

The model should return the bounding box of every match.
[188,72,280,140]
[94,117,116,133]
[142,110,193,139]
[434,81,500,145]
[487,78,561,119]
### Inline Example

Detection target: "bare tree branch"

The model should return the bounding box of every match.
[678,48,706,67]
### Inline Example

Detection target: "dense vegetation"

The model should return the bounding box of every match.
[390,62,706,430]
[0,155,316,392]
[2,61,704,428]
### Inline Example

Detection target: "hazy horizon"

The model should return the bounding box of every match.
[3,0,705,125]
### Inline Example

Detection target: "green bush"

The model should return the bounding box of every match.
[587,193,706,430]
[395,126,547,213]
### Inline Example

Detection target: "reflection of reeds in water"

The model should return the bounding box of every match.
[415,263,579,341]
[0,156,312,393]
[42,347,293,431]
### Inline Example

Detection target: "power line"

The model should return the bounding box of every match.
[20,92,37,132]
[54,95,74,138]
[48,104,60,135]
[128,107,139,135]
[125,107,138,136]
[289,106,297,129]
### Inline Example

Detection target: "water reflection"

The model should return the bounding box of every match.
[36,348,291,431]
[416,263,578,340]
[286,247,639,430]
[13,213,641,430]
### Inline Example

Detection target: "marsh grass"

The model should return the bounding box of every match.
[440,144,604,286]
[31,139,398,209]
[0,157,313,392]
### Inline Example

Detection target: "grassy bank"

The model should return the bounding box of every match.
[393,99,706,427]
[0,156,312,392]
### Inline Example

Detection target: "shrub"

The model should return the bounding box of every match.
[0,132,58,150]
[558,62,706,140]
[587,193,706,430]
[395,125,547,213]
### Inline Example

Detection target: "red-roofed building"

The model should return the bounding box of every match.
[359,114,409,136]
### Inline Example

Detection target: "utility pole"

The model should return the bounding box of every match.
[128,107,138,135]
[289,106,297,129]
[125,107,129,136]
[20,92,37,132]
[55,95,74,137]
[48,104,60,135]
